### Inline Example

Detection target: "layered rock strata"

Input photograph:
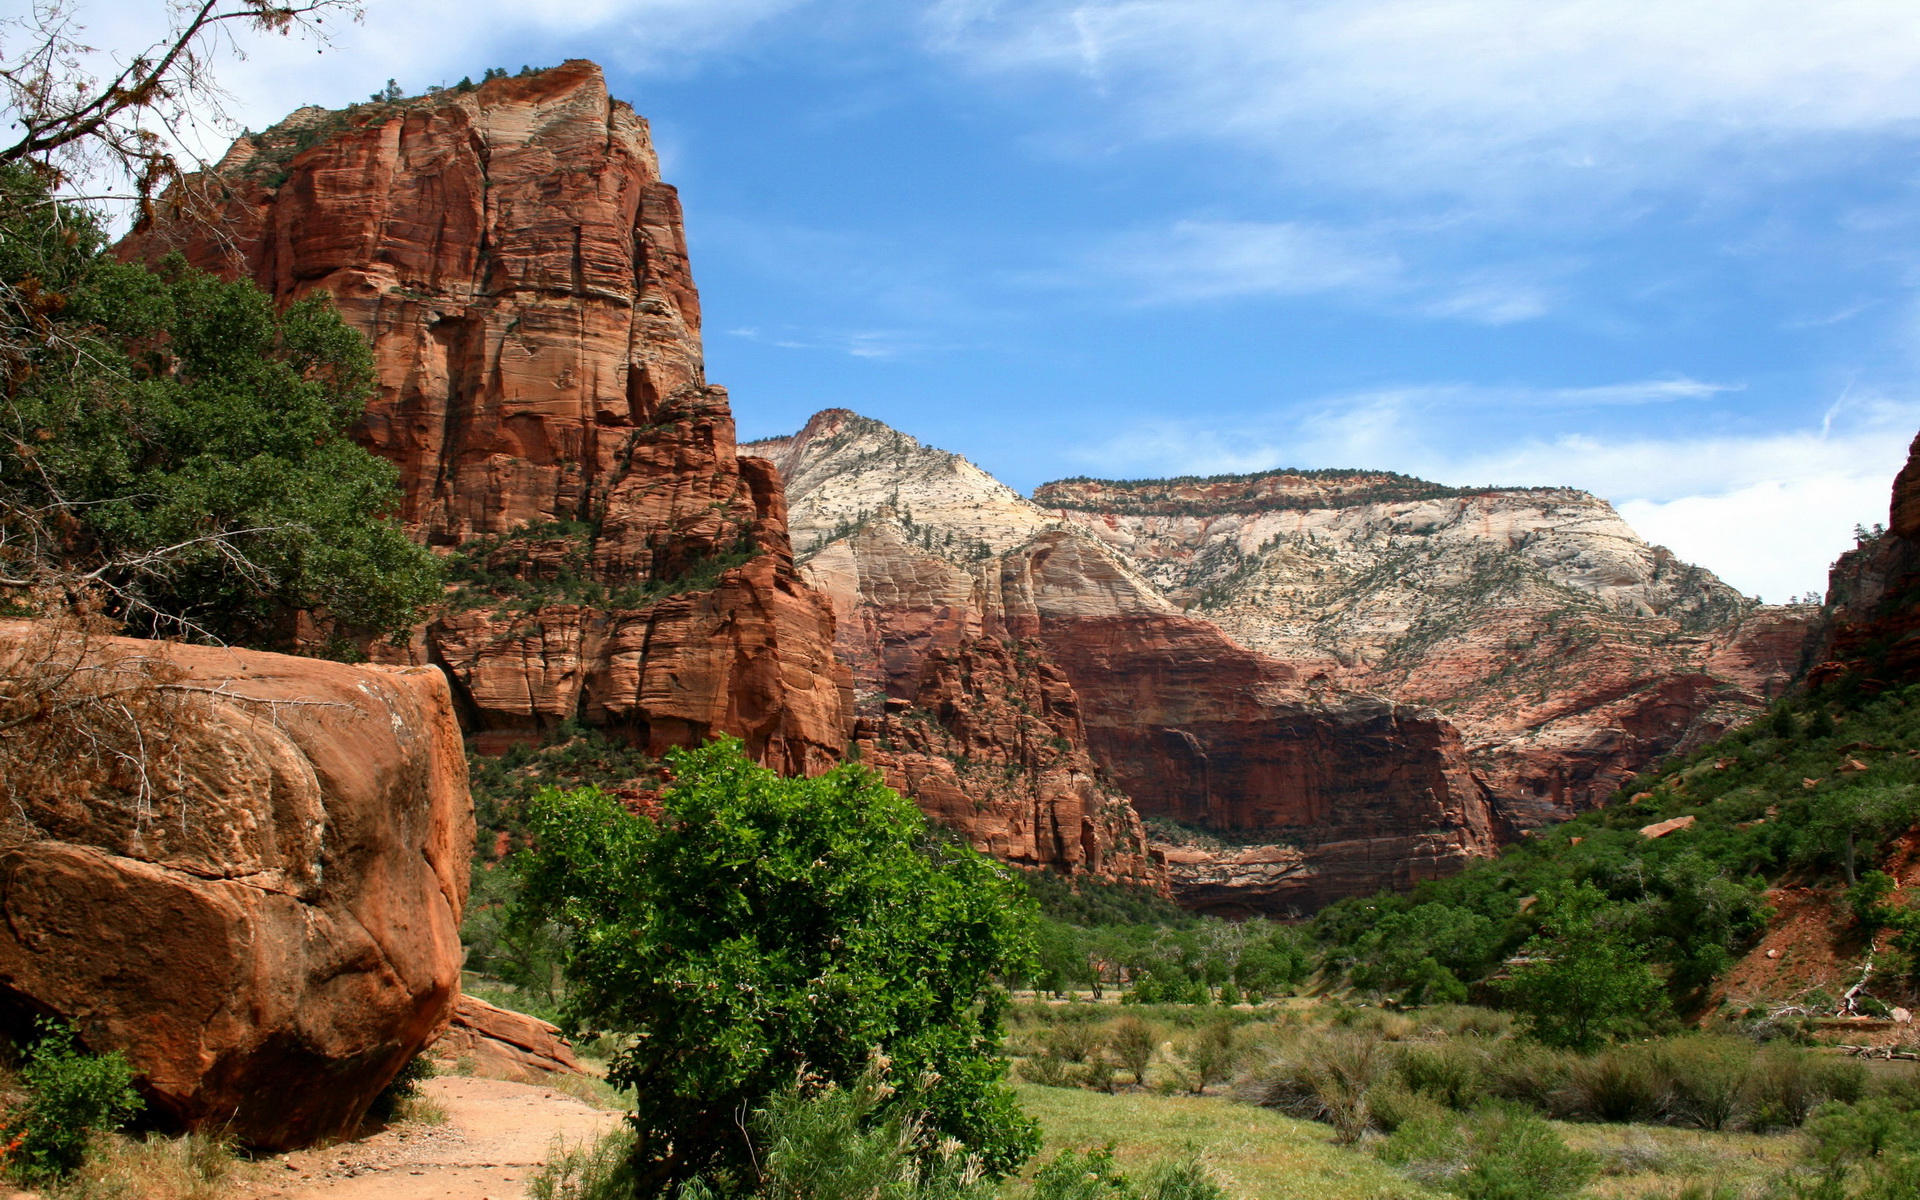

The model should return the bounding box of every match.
[1036,474,1814,828]
[0,621,472,1149]
[751,411,1501,910]
[118,62,849,774]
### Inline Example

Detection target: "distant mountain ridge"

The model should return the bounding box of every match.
[750,408,1815,911]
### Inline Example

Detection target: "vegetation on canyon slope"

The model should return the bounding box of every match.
[0,164,438,646]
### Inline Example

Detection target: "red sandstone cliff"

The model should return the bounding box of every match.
[119,63,849,774]
[1811,431,1920,686]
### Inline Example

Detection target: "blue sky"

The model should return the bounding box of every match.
[73,0,1920,601]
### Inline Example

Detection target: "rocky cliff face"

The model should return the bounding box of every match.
[1036,474,1814,828]
[1811,431,1920,687]
[118,62,849,774]
[0,622,472,1149]
[750,411,1501,910]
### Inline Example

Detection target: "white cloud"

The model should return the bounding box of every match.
[29,0,806,177]
[929,0,1920,200]
[1094,219,1401,302]
[1066,384,1919,600]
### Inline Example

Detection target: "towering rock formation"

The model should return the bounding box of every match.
[118,62,849,774]
[751,411,1500,911]
[1036,473,1813,830]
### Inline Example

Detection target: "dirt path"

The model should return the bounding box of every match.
[241,1077,622,1200]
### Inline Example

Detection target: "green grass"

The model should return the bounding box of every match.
[1010,1083,1439,1200]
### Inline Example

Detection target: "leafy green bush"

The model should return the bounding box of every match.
[1027,1146,1228,1200]
[516,739,1039,1194]
[1377,1104,1598,1200]
[1498,884,1668,1050]
[364,1053,435,1126]
[1,1023,143,1183]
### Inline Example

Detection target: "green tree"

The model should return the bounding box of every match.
[1497,884,1667,1051]
[0,164,438,645]
[515,739,1040,1196]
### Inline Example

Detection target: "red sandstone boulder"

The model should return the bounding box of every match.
[431,996,581,1081]
[0,621,473,1149]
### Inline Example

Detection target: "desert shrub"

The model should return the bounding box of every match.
[1044,1024,1103,1065]
[1239,1029,1383,1144]
[1029,1145,1133,1200]
[1174,1023,1240,1096]
[1561,1045,1668,1123]
[1803,1099,1920,1165]
[0,1024,142,1184]
[1393,1039,1492,1110]
[48,1130,244,1200]
[1134,1153,1230,1200]
[1370,1083,1450,1133]
[1656,1037,1754,1131]
[1480,1042,1576,1110]
[529,1127,638,1200]
[1017,1055,1079,1089]
[1745,1046,1865,1130]
[1026,1146,1228,1200]
[1108,1018,1156,1086]
[1417,1007,1515,1040]
[1377,1104,1599,1200]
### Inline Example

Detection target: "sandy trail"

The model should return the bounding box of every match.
[241,1077,622,1200]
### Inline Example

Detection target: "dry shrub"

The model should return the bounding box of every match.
[1416,1007,1515,1040]
[1238,1029,1383,1144]
[1742,1045,1864,1130]
[52,1130,247,1200]
[1562,1046,1668,1123]
[1393,1038,1493,1110]
[1482,1041,1576,1111]
[1173,1022,1241,1096]
[1108,1017,1156,1086]
[0,612,198,842]
[1654,1038,1754,1131]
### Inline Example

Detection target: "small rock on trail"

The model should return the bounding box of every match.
[243,1077,622,1200]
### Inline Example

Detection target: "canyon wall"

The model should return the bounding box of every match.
[119,62,849,775]
[752,411,1501,911]
[0,622,472,1149]
[1036,473,1814,830]
[1812,430,1920,687]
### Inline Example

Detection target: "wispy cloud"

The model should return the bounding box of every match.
[1042,218,1565,322]
[929,0,1920,203]
[726,325,933,360]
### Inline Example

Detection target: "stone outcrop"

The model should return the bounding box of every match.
[1036,473,1814,829]
[431,995,582,1081]
[751,411,1501,910]
[1812,431,1920,687]
[118,62,849,774]
[0,621,472,1149]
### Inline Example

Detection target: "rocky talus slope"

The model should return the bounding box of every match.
[1036,474,1813,829]
[0,623,472,1148]
[118,62,849,774]
[750,411,1500,910]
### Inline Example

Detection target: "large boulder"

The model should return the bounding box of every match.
[0,620,473,1149]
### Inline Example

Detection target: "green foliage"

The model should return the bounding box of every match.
[0,164,438,644]
[515,739,1039,1194]
[722,1058,993,1200]
[1,1023,142,1184]
[1026,1146,1227,1200]
[1376,1104,1599,1200]
[1315,677,1920,1011]
[529,1127,638,1200]
[1497,884,1668,1050]
[364,1053,435,1127]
